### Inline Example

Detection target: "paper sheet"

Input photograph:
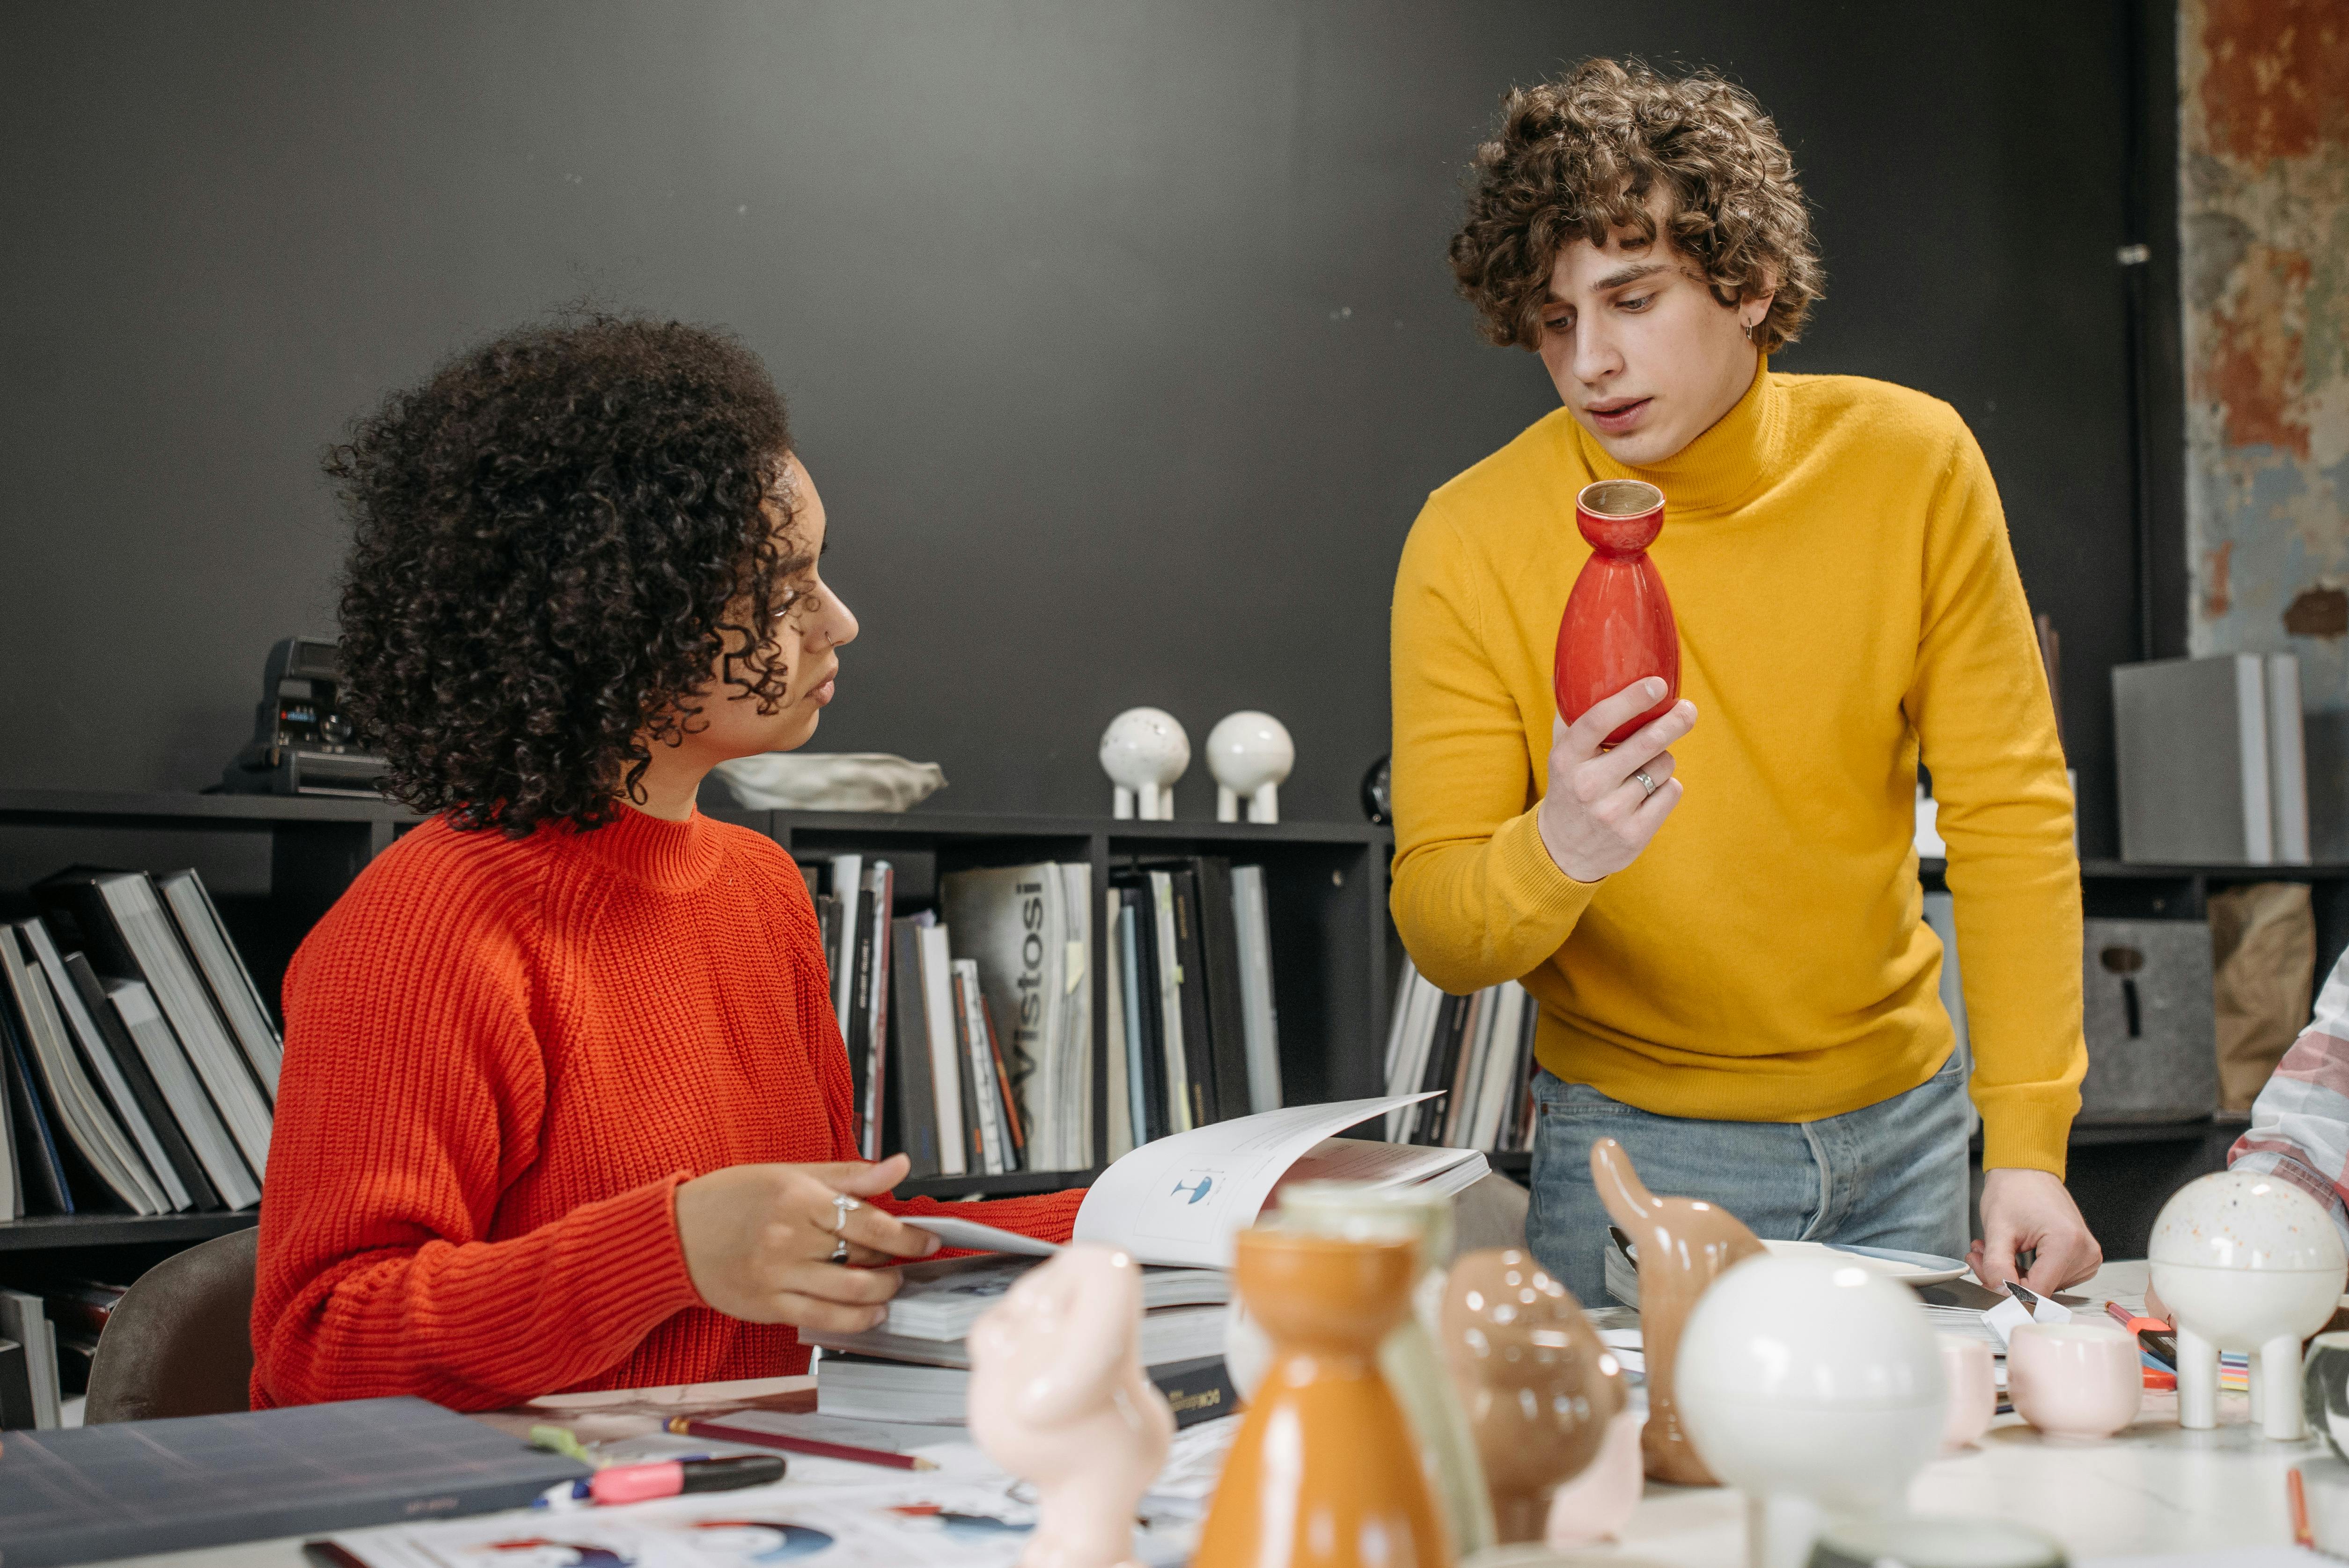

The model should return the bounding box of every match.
[323,1480,1042,1568]
[1071,1093,1439,1267]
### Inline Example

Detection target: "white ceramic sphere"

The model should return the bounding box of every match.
[2150,1171,2347,1348]
[1676,1254,1945,1514]
[1206,711,1295,794]
[2150,1169,2348,1275]
[1099,707,1191,791]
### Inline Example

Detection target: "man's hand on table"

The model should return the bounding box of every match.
[1538,679,1699,883]
[1970,1167,2102,1293]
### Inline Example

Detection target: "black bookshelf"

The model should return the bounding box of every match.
[0,788,1398,1249]
[0,1212,257,1254]
[702,797,1395,1190]
[0,787,2323,1264]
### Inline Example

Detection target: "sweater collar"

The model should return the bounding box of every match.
[1567,355,1786,517]
[564,802,727,892]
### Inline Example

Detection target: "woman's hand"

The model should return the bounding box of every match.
[673,1153,942,1331]
[1537,679,1698,883]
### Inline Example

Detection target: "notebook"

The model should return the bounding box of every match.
[0,1396,587,1566]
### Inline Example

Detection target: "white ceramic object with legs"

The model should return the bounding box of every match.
[1098,708,1190,821]
[1205,711,1294,823]
[1674,1254,1946,1568]
[2148,1170,2348,1439]
[967,1245,1176,1568]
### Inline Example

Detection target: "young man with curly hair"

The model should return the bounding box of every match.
[252,315,1079,1410]
[1392,59,2100,1305]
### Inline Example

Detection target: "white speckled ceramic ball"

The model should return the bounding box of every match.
[2150,1170,2347,1437]
[1099,707,1190,820]
[1206,711,1295,823]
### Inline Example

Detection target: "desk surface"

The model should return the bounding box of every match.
[87,1261,2317,1568]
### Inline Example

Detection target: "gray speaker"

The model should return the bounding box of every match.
[2079,918,2218,1124]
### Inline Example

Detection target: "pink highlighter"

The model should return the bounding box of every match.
[586,1453,785,1505]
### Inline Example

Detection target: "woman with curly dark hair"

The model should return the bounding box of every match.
[250,315,1079,1411]
[1392,59,2099,1311]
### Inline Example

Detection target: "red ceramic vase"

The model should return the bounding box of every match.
[1554,479,1679,747]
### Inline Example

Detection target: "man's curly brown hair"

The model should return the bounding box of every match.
[1449,59,1823,355]
[329,313,797,835]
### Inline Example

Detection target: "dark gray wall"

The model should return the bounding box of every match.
[1,1,2139,847]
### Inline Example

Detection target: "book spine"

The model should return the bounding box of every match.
[1231,864,1282,1115]
[0,1289,61,1428]
[1509,999,1541,1152]
[5,927,162,1214]
[19,917,183,1209]
[2268,652,2312,864]
[919,925,966,1177]
[1147,872,1191,1134]
[158,870,281,1098]
[1163,867,1219,1125]
[1415,994,1468,1145]
[887,918,938,1179]
[844,877,877,1154]
[979,990,1027,1166]
[1148,1355,1239,1431]
[1440,989,1486,1146]
[2235,654,2275,865]
[1059,863,1093,1171]
[1191,859,1253,1128]
[93,876,274,1177]
[859,862,894,1161]
[827,854,863,1033]
[954,963,1005,1175]
[1102,886,1134,1160]
[0,983,73,1214]
[1121,887,1168,1143]
[62,957,216,1211]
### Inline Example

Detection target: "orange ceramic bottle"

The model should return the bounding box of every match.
[1194,1229,1452,1568]
[1555,479,1679,746]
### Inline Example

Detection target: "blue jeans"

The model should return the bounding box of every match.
[1525,1052,1972,1308]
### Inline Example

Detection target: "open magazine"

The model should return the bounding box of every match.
[901,1093,1484,1268]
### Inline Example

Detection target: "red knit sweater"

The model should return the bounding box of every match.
[250,806,1083,1410]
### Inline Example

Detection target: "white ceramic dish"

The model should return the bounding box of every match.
[1759,1238,1968,1286]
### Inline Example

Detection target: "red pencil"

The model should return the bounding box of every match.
[667,1415,938,1471]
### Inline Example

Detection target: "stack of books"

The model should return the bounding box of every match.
[1104,859,1282,1154]
[809,1095,1487,1434]
[1384,956,1539,1152]
[0,867,278,1220]
[806,855,1286,1179]
[806,857,1095,1179]
[806,1253,1235,1428]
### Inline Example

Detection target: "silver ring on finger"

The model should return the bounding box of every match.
[828,1193,861,1233]
[828,1236,850,1263]
[1632,768,1658,799]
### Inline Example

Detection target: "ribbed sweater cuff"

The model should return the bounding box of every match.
[1490,808,1603,926]
[577,1172,705,1328]
[1977,1100,2072,1179]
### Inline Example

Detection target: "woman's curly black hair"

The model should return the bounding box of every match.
[329,313,797,835]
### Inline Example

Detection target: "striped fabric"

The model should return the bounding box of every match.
[2230,958,2349,1246]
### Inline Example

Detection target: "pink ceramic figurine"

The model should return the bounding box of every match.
[968,1246,1176,1568]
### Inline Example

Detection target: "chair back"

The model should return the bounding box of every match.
[83,1225,258,1423]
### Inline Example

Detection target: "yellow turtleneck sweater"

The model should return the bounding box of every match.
[1389,360,2084,1174]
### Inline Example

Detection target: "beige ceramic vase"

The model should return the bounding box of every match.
[1439,1247,1624,1543]
[1590,1135,1764,1485]
[1193,1228,1452,1568]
